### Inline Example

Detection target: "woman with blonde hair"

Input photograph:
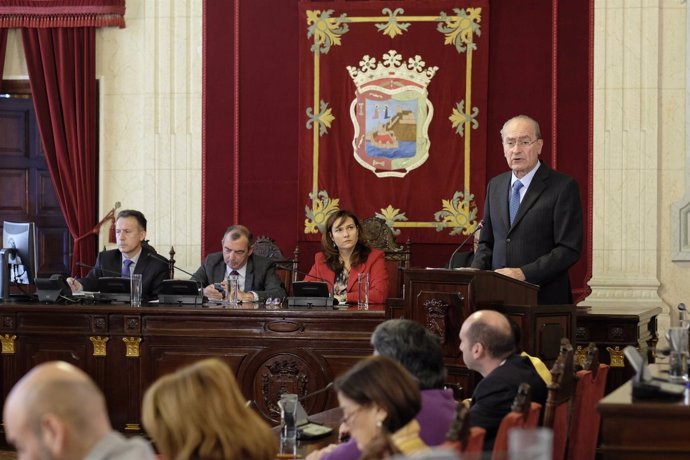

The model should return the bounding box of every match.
[142,358,277,460]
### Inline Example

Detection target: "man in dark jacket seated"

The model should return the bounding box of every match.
[66,209,168,301]
[191,225,286,303]
[459,309,548,452]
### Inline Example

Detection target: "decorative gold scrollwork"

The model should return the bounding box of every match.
[574,345,588,368]
[89,336,109,357]
[122,337,142,358]
[606,346,625,367]
[0,334,16,354]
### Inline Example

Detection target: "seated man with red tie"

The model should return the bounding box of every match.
[190,224,286,303]
[66,209,169,301]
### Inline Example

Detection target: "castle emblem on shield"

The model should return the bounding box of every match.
[347,50,438,178]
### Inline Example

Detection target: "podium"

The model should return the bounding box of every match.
[386,268,575,398]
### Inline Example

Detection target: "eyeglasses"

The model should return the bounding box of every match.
[502,138,539,148]
[340,407,361,425]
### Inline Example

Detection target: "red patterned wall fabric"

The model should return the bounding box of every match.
[298,1,490,244]
[0,0,125,28]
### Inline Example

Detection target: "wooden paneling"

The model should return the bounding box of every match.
[0,96,72,277]
[0,304,385,433]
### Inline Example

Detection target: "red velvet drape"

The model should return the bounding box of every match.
[21,28,98,275]
[0,29,7,92]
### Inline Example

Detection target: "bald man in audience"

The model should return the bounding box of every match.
[3,361,155,460]
[459,310,548,451]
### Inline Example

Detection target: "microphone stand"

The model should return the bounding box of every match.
[447,221,484,269]
[275,264,337,309]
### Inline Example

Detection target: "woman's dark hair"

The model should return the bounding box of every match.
[321,210,371,272]
[335,355,420,435]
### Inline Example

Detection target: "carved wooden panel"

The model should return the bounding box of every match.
[0,169,28,214]
[0,96,72,278]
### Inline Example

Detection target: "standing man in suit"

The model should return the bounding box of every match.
[191,225,286,302]
[66,209,168,301]
[471,115,583,304]
[459,309,548,451]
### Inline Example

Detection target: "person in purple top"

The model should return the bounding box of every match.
[307,319,456,460]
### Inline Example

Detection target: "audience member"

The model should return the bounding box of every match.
[66,209,169,301]
[3,361,155,459]
[307,210,389,304]
[311,319,456,460]
[470,115,582,304]
[191,224,286,302]
[142,358,276,460]
[459,310,548,451]
[310,356,428,460]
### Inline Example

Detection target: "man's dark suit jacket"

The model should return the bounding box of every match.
[469,353,548,452]
[190,252,286,302]
[471,161,582,304]
[78,245,169,301]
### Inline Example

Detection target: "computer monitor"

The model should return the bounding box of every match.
[2,221,37,284]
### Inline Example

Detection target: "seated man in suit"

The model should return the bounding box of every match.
[191,224,286,302]
[3,361,156,459]
[459,309,548,452]
[66,209,168,301]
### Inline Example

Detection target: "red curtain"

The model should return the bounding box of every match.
[0,0,125,28]
[0,28,7,91]
[21,28,98,274]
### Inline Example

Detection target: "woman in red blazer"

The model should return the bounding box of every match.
[307,210,389,304]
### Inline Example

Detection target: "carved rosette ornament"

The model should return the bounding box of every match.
[260,357,309,419]
[122,337,142,358]
[89,336,109,357]
[0,334,16,354]
[424,298,449,344]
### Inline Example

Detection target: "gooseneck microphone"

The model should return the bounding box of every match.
[76,261,122,277]
[446,220,484,269]
[274,264,337,307]
[274,264,335,293]
[145,252,198,280]
[298,381,334,402]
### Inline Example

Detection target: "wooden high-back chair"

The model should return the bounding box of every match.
[566,343,609,460]
[544,338,578,460]
[442,403,486,460]
[252,235,298,296]
[360,217,410,298]
[491,383,542,460]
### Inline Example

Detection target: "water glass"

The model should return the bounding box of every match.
[279,393,298,457]
[130,274,143,307]
[226,273,239,306]
[667,326,689,382]
[357,272,369,310]
[509,427,553,460]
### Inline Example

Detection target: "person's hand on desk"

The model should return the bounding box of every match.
[65,277,83,293]
[495,267,525,281]
[203,284,223,300]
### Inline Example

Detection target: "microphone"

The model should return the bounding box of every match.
[76,261,122,277]
[298,382,334,402]
[678,303,686,324]
[447,220,484,269]
[274,264,337,308]
[274,264,334,291]
[145,252,198,280]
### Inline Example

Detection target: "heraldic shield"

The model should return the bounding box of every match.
[348,51,436,178]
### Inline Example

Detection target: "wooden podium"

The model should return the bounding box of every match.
[386,268,575,398]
